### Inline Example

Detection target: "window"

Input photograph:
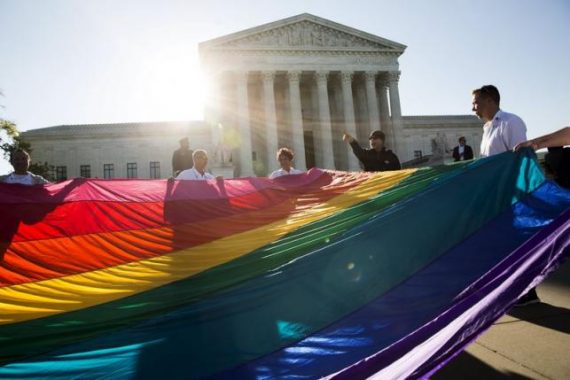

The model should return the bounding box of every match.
[150,161,160,179]
[48,165,55,180]
[55,166,67,181]
[103,164,114,179]
[127,162,137,178]
[414,150,423,159]
[80,165,91,178]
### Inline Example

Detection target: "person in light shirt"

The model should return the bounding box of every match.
[473,85,537,306]
[176,149,218,180]
[472,85,527,157]
[0,149,49,185]
[269,148,303,179]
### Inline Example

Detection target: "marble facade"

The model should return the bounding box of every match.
[21,13,482,180]
[22,122,211,180]
[200,13,481,176]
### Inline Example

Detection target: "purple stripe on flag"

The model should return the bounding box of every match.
[331,209,570,379]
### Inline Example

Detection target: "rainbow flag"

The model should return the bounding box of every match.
[1,149,569,379]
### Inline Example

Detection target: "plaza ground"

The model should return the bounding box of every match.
[435,258,570,379]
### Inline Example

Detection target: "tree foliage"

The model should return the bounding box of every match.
[1,92,54,180]
[1,118,19,160]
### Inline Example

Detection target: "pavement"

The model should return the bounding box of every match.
[434,257,570,380]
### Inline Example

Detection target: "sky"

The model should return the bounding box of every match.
[1,0,569,174]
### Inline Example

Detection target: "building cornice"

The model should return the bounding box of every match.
[402,115,482,129]
[21,121,208,140]
[204,48,402,56]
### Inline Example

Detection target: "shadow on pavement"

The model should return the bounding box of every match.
[507,303,570,334]
[433,351,534,380]
[504,258,570,334]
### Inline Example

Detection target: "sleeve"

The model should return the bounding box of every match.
[31,174,50,185]
[465,146,474,160]
[452,147,460,161]
[349,140,367,163]
[172,151,178,173]
[176,170,189,180]
[390,153,401,170]
[504,116,527,150]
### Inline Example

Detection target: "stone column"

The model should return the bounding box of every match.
[204,75,219,125]
[388,71,403,153]
[340,71,361,171]
[377,76,393,148]
[235,71,254,177]
[364,71,381,134]
[314,71,335,169]
[206,76,222,164]
[262,71,279,171]
[287,71,307,170]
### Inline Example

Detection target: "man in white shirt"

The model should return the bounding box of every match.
[176,149,217,180]
[0,149,49,185]
[472,85,527,157]
[473,85,538,306]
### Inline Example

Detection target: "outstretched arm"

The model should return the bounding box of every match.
[343,132,366,162]
[515,127,570,151]
[342,132,354,144]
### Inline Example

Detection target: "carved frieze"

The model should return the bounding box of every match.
[222,21,394,50]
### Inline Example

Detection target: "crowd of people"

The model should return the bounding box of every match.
[2,84,568,188]
[1,84,569,309]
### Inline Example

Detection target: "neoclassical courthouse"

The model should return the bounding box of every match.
[23,14,482,180]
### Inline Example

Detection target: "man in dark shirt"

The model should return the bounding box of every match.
[172,137,194,177]
[343,130,401,172]
[452,136,474,162]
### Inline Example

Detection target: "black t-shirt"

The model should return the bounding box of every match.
[349,141,401,172]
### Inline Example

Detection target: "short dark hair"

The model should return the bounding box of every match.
[369,130,386,142]
[458,136,466,143]
[472,85,500,105]
[10,148,30,163]
[276,147,294,161]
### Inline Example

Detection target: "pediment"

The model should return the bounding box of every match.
[222,20,395,50]
[200,14,406,53]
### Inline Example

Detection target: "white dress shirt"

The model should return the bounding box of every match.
[0,172,49,185]
[176,167,215,180]
[269,167,303,179]
[3,173,35,185]
[480,110,527,157]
